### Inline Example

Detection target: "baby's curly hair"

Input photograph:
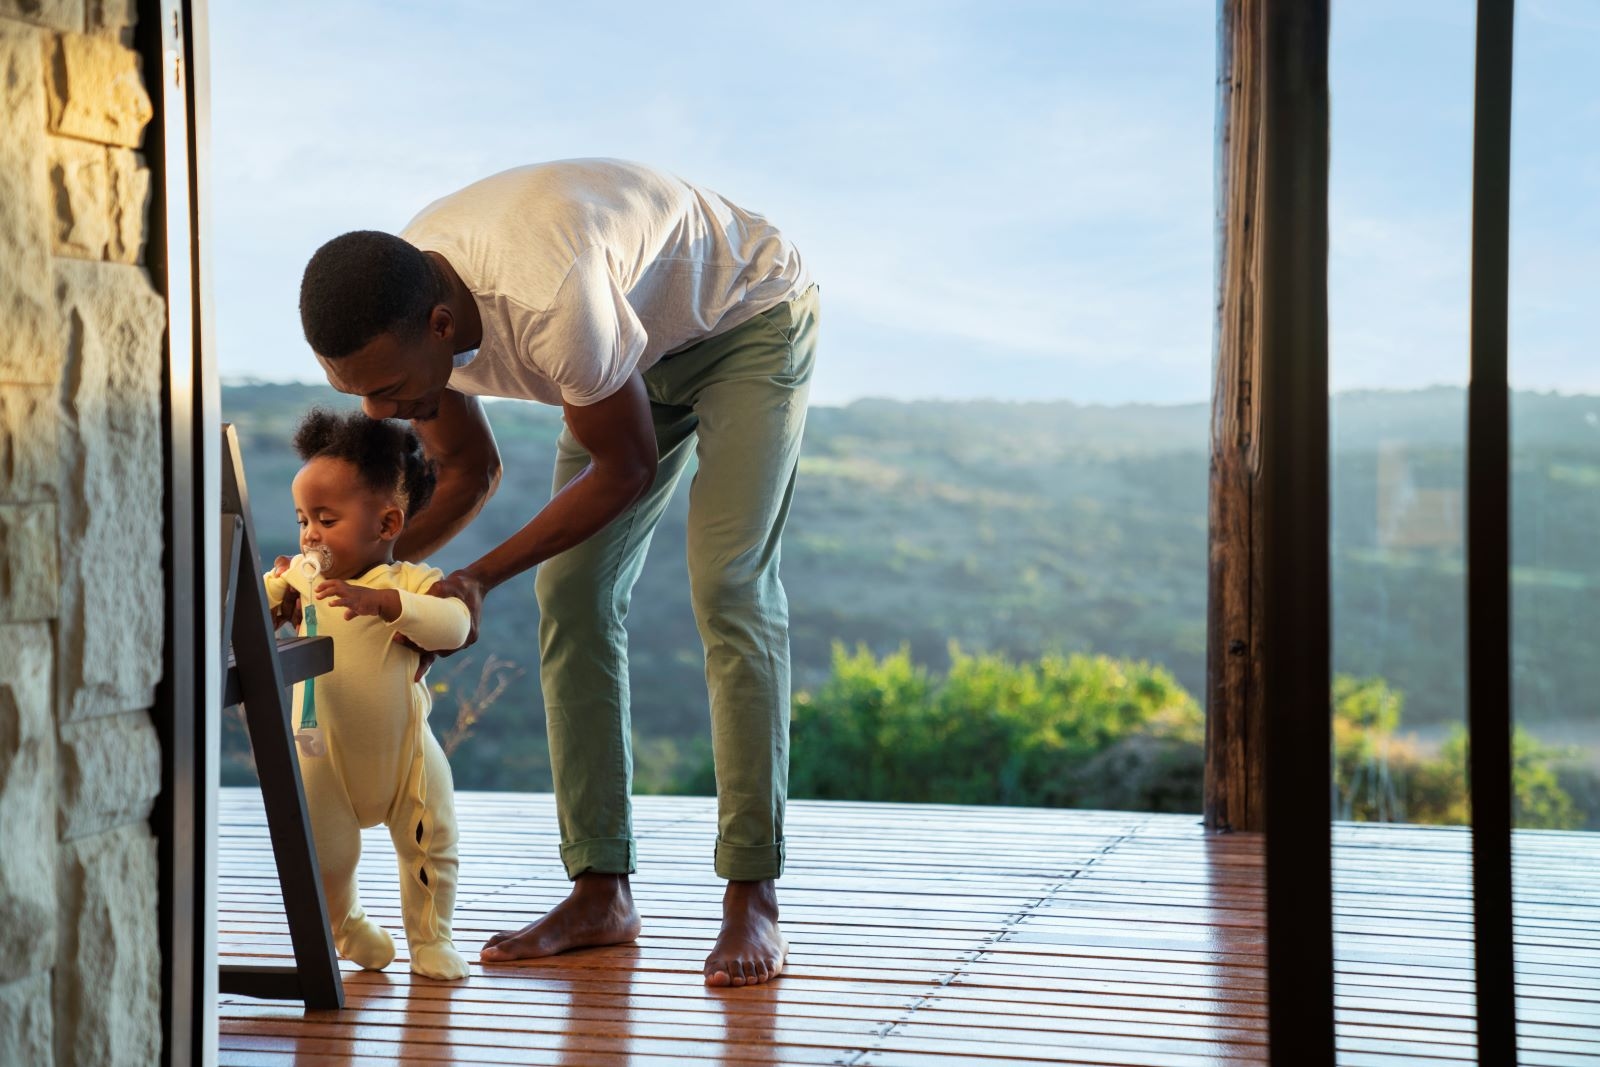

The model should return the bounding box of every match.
[292,408,437,518]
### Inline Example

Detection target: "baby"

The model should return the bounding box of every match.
[263,408,472,981]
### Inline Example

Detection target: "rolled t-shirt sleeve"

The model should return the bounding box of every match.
[516,245,649,407]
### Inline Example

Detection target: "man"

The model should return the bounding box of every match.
[297,159,816,987]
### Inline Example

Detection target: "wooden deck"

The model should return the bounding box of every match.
[216,789,1600,1066]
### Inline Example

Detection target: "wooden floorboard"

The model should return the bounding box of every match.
[216,790,1600,1065]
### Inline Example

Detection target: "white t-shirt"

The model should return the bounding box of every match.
[399,159,810,407]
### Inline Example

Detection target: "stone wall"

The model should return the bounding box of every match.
[1,1,166,1064]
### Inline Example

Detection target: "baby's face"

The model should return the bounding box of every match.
[291,456,403,579]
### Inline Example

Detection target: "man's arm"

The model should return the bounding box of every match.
[416,369,656,659]
[395,389,503,561]
[462,370,657,595]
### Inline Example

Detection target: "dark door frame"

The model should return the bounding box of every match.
[140,0,220,1062]
[1465,0,1518,1059]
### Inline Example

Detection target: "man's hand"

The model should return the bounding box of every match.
[392,569,486,682]
[270,556,302,630]
[428,569,486,646]
[315,579,401,622]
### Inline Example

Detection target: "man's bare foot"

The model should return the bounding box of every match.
[479,872,641,962]
[705,879,787,987]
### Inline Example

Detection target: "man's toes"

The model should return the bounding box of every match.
[705,960,731,987]
[751,959,770,983]
[481,931,531,961]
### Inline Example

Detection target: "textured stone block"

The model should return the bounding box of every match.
[0,973,53,1066]
[54,259,166,721]
[0,384,58,502]
[86,0,133,44]
[55,824,159,1067]
[59,711,161,840]
[106,147,149,264]
[0,624,58,985]
[0,0,83,32]
[45,31,152,148]
[0,21,57,386]
[49,136,110,259]
[0,502,59,621]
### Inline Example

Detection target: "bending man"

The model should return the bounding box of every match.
[298,159,816,987]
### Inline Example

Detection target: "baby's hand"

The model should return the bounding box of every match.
[315,580,401,622]
[270,556,302,629]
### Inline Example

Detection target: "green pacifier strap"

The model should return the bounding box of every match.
[299,603,319,729]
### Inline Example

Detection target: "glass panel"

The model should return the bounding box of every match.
[1508,5,1600,830]
[1508,2,1600,1051]
[1329,7,1474,830]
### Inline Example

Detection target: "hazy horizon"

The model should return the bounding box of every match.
[219,377,1600,411]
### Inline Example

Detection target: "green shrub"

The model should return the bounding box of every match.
[763,651,1584,827]
[786,643,1203,810]
[1333,675,1582,829]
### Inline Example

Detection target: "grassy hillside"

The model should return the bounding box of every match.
[221,382,1600,794]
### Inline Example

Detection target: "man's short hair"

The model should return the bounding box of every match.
[299,230,442,359]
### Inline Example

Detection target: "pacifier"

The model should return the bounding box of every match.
[299,545,333,584]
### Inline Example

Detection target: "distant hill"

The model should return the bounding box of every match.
[221,382,1600,790]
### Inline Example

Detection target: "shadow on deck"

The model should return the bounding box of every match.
[215,789,1600,1065]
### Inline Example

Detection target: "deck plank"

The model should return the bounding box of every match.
[216,789,1600,1065]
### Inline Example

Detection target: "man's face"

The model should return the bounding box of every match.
[317,315,454,422]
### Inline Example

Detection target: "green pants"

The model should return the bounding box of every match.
[535,285,818,882]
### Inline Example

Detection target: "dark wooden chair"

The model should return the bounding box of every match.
[219,423,343,1009]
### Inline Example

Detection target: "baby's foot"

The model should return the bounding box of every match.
[411,940,469,980]
[337,916,395,971]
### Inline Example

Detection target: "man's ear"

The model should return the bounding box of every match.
[430,303,454,343]
[379,504,406,542]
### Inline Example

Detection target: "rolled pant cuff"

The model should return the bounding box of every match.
[561,837,636,880]
[714,837,785,881]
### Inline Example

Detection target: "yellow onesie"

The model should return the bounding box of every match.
[264,555,472,980]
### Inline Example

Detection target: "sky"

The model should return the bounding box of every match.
[207,0,1599,407]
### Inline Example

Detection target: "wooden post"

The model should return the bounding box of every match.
[1206,0,1266,833]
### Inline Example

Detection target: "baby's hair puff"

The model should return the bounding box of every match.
[293,408,437,518]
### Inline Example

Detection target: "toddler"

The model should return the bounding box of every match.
[264,408,472,980]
